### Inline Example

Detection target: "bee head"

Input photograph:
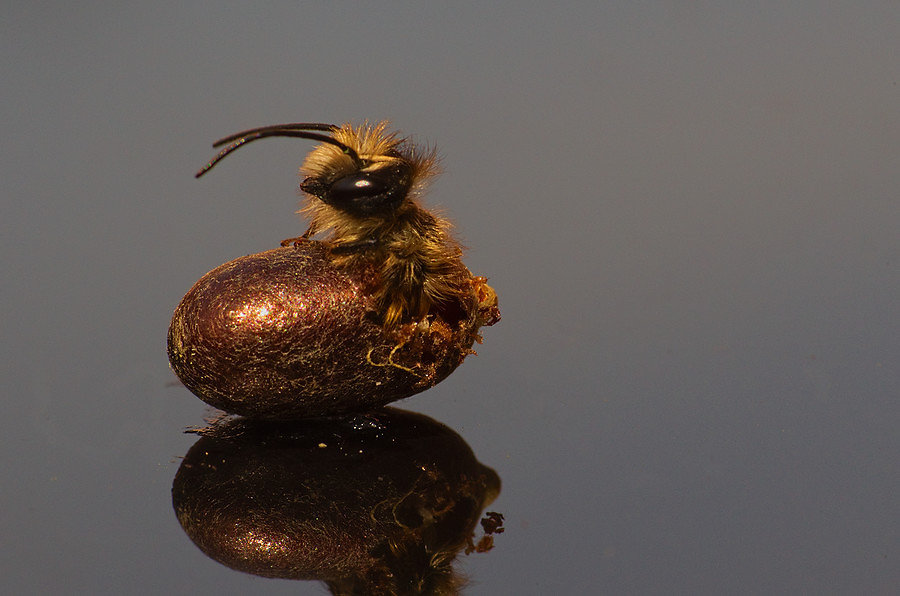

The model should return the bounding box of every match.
[298,122,420,217]
[196,121,429,218]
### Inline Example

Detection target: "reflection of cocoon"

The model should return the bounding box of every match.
[172,408,501,588]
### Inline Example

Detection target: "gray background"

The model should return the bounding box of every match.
[2,3,898,594]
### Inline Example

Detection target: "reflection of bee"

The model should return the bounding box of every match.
[197,121,466,330]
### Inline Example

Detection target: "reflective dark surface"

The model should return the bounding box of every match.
[3,4,898,594]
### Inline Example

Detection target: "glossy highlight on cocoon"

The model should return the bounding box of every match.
[168,122,500,418]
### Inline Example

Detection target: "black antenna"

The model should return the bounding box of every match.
[195,123,362,178]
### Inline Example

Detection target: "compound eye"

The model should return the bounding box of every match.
[330,172,391,201]
[323,165,411,216]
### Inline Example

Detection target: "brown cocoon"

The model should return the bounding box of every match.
[168,242,499,419]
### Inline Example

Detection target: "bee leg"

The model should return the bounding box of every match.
[280,236,305,247]
[329,237,379,254]
[280,226,315,247]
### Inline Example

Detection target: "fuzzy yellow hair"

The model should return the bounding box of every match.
[299,122,465,329]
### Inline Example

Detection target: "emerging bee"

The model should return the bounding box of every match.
[197,121,466,330]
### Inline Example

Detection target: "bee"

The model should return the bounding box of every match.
[196,121,467,331]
